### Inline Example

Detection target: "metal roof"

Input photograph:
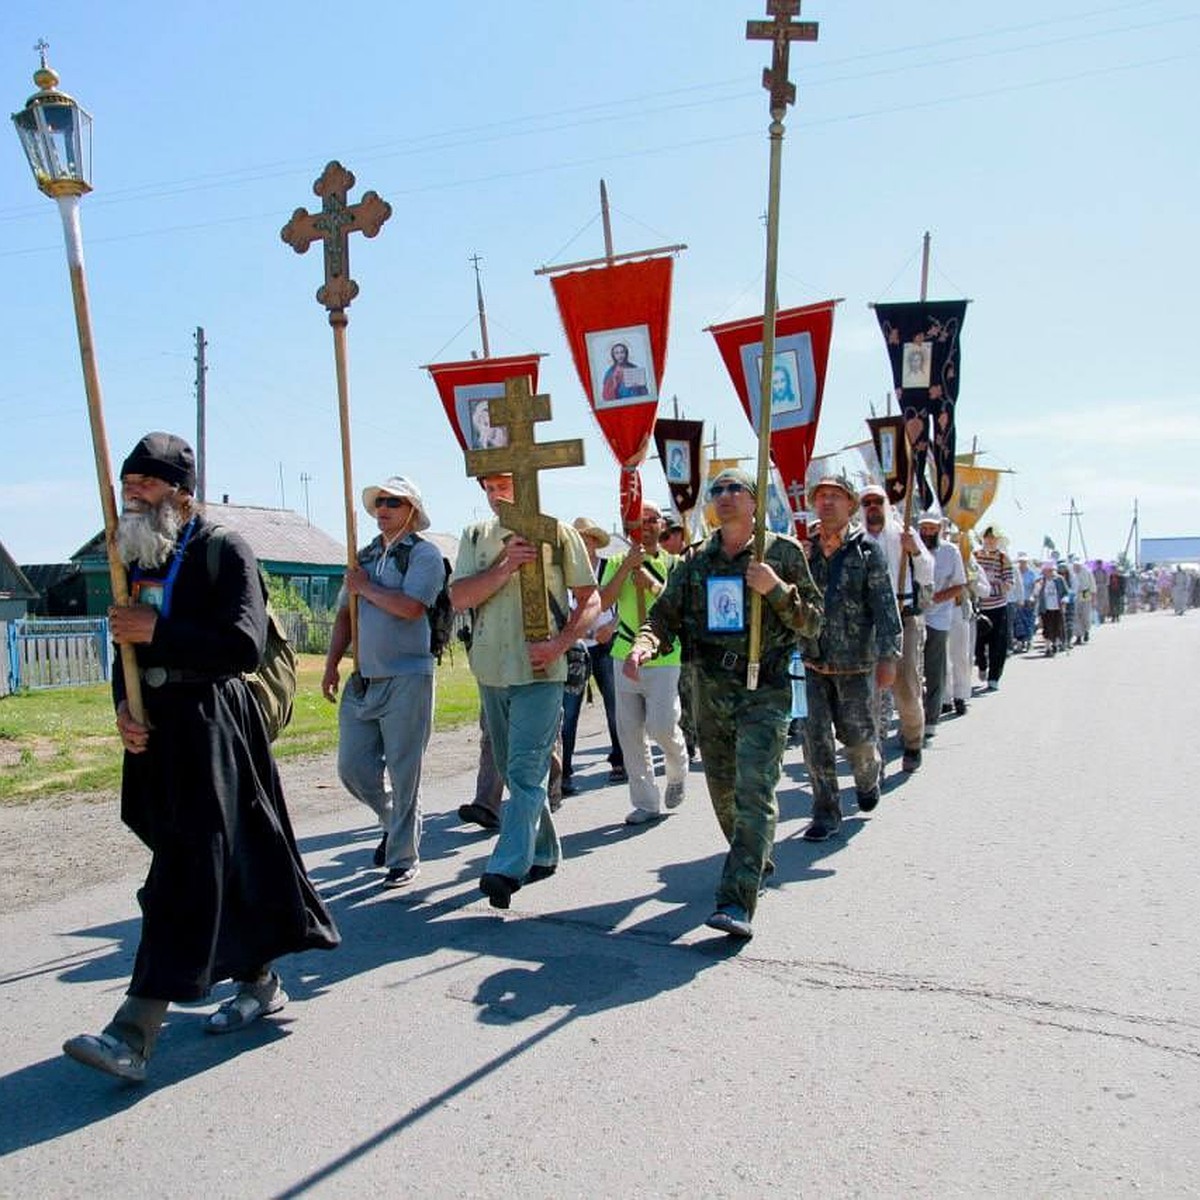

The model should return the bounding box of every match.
[69,504,459,569]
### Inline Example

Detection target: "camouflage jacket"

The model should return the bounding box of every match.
[631,529,823,687]
[804,525,902,671]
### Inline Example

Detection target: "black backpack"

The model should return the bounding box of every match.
[392,535,456,664]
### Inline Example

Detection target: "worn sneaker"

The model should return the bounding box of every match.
[664,781,686,809]
[63,1032,147,1083]
[902,748,922,772]
[625,808,666,826]
[856,785,881,813]
[383,865,420,889]
[802,815,842,842]
[705,905,753,939]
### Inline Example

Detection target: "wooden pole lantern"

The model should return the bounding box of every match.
[281,161,391,670]
[11,44,146,724]
[744,0,819,690]
[465,375,584,671]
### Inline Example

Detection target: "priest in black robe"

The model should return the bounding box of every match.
[63,433,339,1083]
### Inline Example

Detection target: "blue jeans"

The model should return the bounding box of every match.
[480,681,563,880]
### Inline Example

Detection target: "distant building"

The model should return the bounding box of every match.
[0,539,38,621]
[28,504,460,618]
[45,503,349,617]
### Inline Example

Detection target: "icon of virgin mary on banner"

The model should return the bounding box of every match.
[422,352,544,455]
[549,257,673,525]
[653,417,703,517]
[706,299,838,531]
[872,300,967,509]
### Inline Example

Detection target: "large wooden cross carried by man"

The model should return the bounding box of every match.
[466,375,584,644]
[281,160,391,668]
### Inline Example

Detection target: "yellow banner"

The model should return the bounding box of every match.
[945,464,1000,532]
[703,458,747,529]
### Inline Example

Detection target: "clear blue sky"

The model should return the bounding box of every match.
[2,1,1196,566]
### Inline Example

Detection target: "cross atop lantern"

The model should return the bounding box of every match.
[12,40,92,197]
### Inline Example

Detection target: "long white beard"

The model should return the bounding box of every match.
[116,498,183,569]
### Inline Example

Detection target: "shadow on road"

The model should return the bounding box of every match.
[0,757,870,1167]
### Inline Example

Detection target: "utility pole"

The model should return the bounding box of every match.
[1123,498,1140,567]
[194,326,207,501]
[1062,497,1088,560]
[300,471,313,524]
[469,253,490,359]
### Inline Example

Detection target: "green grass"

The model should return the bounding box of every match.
[0,651,480,804]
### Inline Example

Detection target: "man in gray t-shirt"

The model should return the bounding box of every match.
[322,476,443,888]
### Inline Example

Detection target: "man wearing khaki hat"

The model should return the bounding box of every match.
[322,476,443,888]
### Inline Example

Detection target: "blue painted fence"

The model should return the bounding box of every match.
[4,618,110,693]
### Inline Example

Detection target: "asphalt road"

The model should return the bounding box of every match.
[1,610,1197,1197]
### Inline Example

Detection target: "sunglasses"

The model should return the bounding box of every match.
[861,497,884,508]
[374,496,409,509]
[709,482,747,498]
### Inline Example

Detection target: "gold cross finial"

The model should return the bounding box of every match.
[281,161,392,313]
[746,0,819,115]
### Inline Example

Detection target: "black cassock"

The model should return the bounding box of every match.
[115,516,339,1001]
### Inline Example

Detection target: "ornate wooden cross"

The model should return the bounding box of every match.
[746,0,819,116]
[281,161,392,314]
[280,161,391,671]
[465,375,585,643]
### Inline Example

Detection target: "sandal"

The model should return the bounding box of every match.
[205,974,288,1035]
[63,1032,147,1083]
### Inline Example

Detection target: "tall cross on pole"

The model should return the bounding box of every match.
[281,161,391,669]
[465,375,585,650]
[743,0,819,689]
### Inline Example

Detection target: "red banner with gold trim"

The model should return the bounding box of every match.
[707,300,836,529]
[550,257,673,523]
[422,353,544,456]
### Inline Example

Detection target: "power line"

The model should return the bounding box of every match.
[0,3,1189,225]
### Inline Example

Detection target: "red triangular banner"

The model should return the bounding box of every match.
[707,299,837,524]
[423,353,544,456]
[549,257,673,468]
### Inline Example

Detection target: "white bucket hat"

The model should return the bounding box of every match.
[362,476,430,531]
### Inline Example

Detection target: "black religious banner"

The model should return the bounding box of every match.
[866,414,910,506]
[653,418,704,516]
[873,300,967,508]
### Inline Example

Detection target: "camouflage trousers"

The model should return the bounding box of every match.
[694,670,790,917]
[802,670,880,824]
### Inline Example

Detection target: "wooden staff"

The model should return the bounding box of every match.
[895,231,931,603]
[281,162,391,669]
[54,195,145,723]
[744,1,819,689]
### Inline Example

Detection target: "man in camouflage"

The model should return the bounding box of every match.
[625,468,822,939]
[801,475,903,841]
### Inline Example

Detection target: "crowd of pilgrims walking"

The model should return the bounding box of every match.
[61,431,1194,1084]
